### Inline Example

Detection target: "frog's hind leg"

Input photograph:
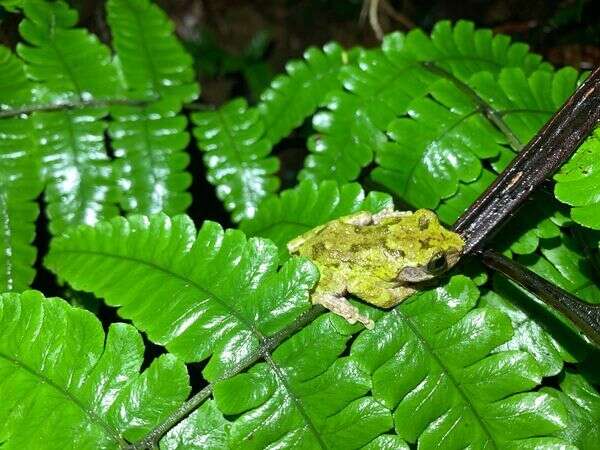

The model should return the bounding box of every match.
[313,292,375,329]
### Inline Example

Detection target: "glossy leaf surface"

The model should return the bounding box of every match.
[258,43,347,145]
[0,47,41,292]
[107,0,199,216]
[214,314,394,449]
[45,214,318,380]
[193,99,280,222]
[0,290,190,449]
[351,276,571,448]
[17,0,119,234]
[301,20,550,185]
[555,127,600,230]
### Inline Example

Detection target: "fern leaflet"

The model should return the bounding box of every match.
[45,214,318,380]
[0,290,190,448]
[0,46,41,292]
[192,99,280,222]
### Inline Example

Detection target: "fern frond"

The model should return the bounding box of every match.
[107,0,198,103]
[518,233,600,304]
[258,43,347,145]
[300,21,551,184]
[161,400,230,449]
[192,98,280,222]
[109,100,192,216]
[107,0,199,217]
[0,116,42,292]
[45,214,318,380]
[482,280,572,378]
[468,67,581,144]
[0,46,41,292]
[16,0,120,234]
[17,0,120,102]
[554,127,600,230]
[33,108,118,235]
[0,290,190,448]
[373,78,506,209]
[544,371,600,449]
[373,67,579,211]
[413,20,551,79]
[239,179,393,255]
[213,314,395,449]
[351,275,571,448]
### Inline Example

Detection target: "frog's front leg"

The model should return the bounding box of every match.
[313,292,375,329]
[348,275,415,308]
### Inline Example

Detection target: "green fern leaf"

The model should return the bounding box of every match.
[213,313,395,449]
[491,194,567,256]
[239,179,393,255]
[373,67,579,211]
[544,371,600,449]
[554,127,600,230]
[482,279,575,378]
[106,0,199,217]
[0,117,41,292]
[351,275,571,448]
[17,0,120,234]
[107,0,198,103]
[468,67,581,145]
[435,169,496,225]
[0,47,42,292]
[258,43,347,145]
[0,290,190,448]
[17,0,120,102]
[192,98,280,222]
[519,234,600,304]
[161,400,230,450]
[45,214,318,380]
[373,77,506,209]
[109,99,193,216]
[300,21,550,184]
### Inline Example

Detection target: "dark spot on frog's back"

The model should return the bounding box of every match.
[311,242,326,258]
[384,246,405,258]
[418,216,430,230]
[350,244,361,253]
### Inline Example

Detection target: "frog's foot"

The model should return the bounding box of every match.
[372,209,412,224]
[314,293,374,329]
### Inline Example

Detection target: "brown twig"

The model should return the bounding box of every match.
[482,249,600,347]
[453,66,600,254]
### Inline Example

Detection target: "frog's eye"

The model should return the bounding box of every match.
[426,254,447,274]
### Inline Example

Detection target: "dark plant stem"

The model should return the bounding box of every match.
[453,66,600,254]
[126,305,326,450]
[481,249,600,347]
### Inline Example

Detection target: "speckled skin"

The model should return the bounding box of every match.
[287,208,464,328]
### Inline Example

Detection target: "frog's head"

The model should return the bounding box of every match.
[393,209,465,283]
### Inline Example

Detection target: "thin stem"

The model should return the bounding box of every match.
[453,66,600,254]
[126,305,326,450]
[0,97,156,118]
[422,61,523,151]
[481,249,600,347]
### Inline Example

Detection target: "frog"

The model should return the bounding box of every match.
[287,208,465,329]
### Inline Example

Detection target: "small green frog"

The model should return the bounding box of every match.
[287,208,465,329]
